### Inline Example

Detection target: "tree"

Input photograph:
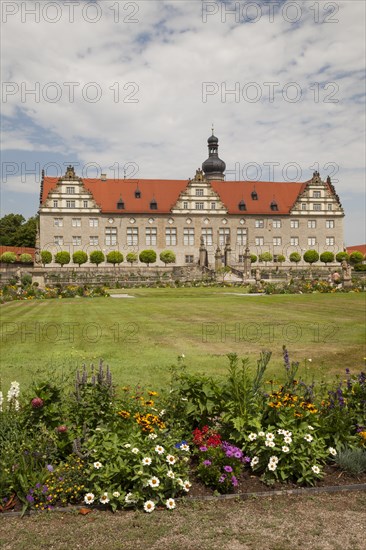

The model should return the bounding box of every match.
[349,251,364,266]
[159,250,176,265]
[289,252,301,265]
[72,250,88,266]
[250,254,257,264]
[15,216,38,247]
[0,214,38,247]
[106,251,124,266]
[0,251,17,263]
[54,251,70,267]
[20,253,33,264]
[320,251,335,266]
[335,251,349,263]
[303,250,319,267]
[126,252,138,266]
[90,250,105,266]
[277,254,286,264]
[259,252,273,266]
[41,250,52,266]
[139,249,157,266]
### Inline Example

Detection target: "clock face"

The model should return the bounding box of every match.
[108,218,114,224]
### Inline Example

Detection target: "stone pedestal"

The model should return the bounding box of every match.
[31,268,47,290]
[215,247,222,271]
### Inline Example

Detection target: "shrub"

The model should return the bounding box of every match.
[259,252,273,265]
[106,251,124,266]
[250,254,257,264]
[336,251,349,263]
[54,251,71,267]
[289,252,301,265]
[126,252,138,266]
[21,273,32,287]
[90,250,105,266]
[20,253,33,264]
[320,251,335,265]
[0,252,16,263]
[160,250,176,265]
[41,250,52,266]
[277,255,286,264]
[72,250,88,266]
[349,251,364,266]
[139,250,157,266]
[334,448,366,476]
[303,250,319,265]
[196,441,247,493]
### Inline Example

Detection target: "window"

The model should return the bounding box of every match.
[183,201,188,209]
[255,219,264,228]
[135,189,141,198]
[290,219,299,228]
[196,188,204,196]
[255,237,264,246]
[54,218,63,227]
[53,200,58,208]
[308,237,316,246]
[270,201,278,211]
[313,191,321,198]
[290,237,299,246]
[301,203,307,210]
[238,254,249,263]
[127,227,138,246]
[326,236,335,246]
[211,202,216,210]
[195,202,204,210]
[219,228,230,246]
[66,186,75,194]
[308,220,316,229]
[89,218,98,227]
[145,227,157,246]
[183,228,194,246]
[72,218,81,227]
[236,228,247,246]
[272,220,281,228]
[66,200,75,208]
[327,204,332,211]
[165,228,177,246]
[185,255,194,264]
[251,190,258,200]
[313,203,321,211]
[326,220,335,228]
[89,236,98,246]
[273,237,282,246]
[117,199,125,210]
[105,227,117,246]
[72,236,81,246]
[83,201,88,208]
[202,228,213,246]
[150,199,158,210]
[54,236,63,245]
[238,200,246,211]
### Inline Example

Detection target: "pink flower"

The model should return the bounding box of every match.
[31,397,44,408]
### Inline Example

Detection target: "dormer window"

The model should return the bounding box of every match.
[150,199,158,210]
[135,189,141,198]
[117,198,125,210]
[270,201,278,211]
[238,200,246,211]
[251,190,258,200]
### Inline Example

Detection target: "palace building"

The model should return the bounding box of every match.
[38,133,345,267]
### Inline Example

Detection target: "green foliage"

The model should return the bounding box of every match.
[349,251,364,266]
[0,251,17,263]
[21,273,32,287]
[90,250,105,266]
[139,249,157,266]
[303,250,319,265]
[41,250,52,266]
[320,251,335,265]
[19,253,33,264]
[126,252,138,266]
[54,251,71,267]
[277,255,286,264]
[107,251,124,266]
[0,214,38,247]
[289,252,301,264]
[333,448,366,476]
[259,252,273,264]
[72,250,88,266]
[250,254,257,263]
[160,250,176,265]
[336,251,349,263]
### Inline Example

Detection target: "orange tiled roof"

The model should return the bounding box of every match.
[346,245,366,256]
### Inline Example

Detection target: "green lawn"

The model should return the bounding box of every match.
[1,289,365,391]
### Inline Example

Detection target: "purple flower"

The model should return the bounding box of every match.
[218,475,226,483]
[244,456,251,463]
[231,475,238,487]
[203,460,212,467]
[35,483,41,489]
[42,485,48,494]
[225,450,234,457]
[224,465,233,473]
[199,446,208,452]
[26,494,34,503]
[46,464,54,472]
[234,451,243,459]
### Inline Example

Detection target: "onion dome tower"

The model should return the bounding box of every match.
[202,129,226,181]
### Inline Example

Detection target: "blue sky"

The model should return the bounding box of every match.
[1,0,365,245]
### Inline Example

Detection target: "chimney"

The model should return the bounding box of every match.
[101,173,107,181]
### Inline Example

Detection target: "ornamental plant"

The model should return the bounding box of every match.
[335,251,349,263]
[126,252,138,266]
[54,251,70,267]
[0,252,17,263]
[160,250,176,265]
[20,253,33,264]
[139,249,157,266]
[116,385,166,435]
[40,250,52,266]
[72,250,88,266]
[320,251,335,265]
[349,251,364,266]
[106,251,124,266]
[289,252,301,265]
[90,250,105,266]
[303,249,319,266]
[195,441,248,493]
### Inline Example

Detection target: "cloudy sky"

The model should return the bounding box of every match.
[1,0,365,245]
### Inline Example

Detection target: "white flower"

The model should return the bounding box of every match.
[148,433,157,440]
[177,478,184,487]
[100,492,110,504]
[284,436,292,444]
[93,461,102,469]
[308,425,314,430]
[265,432,275,441]
[258,431,265,437]
[277,429,285,435]
[269,456,279,464]
[159,409,166,417]
[180,444,190,451]
[112,491,120,498]
[251,456,259,466]
[268,462,277,471]
[283,431,292,437]
[7,382,20,402]
[304,434,313,442]
[142,457,152,466]
[155,445,165,454]
[308,358,312,362]
[328,447,337,456]
[125,492,138,504]
[183,480,192,492]
[311,465,320,474]
[265,440,275,448]
[248,433,257,441]
[84,493,95,504]
[167,470,175,479]
[166,498,176,510]
[0,391,3,412]
[144,500,155,513]
[124,443,131,448]
[131,447,139,454]
[166,454,176,465]
[148,477,160,488]
[282,446,290,453]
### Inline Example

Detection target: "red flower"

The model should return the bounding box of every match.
[31,397,44,408]
[56,425,68,433]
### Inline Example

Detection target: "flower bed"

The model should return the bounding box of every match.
[0,284,109,303]
[0,352,365,514]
